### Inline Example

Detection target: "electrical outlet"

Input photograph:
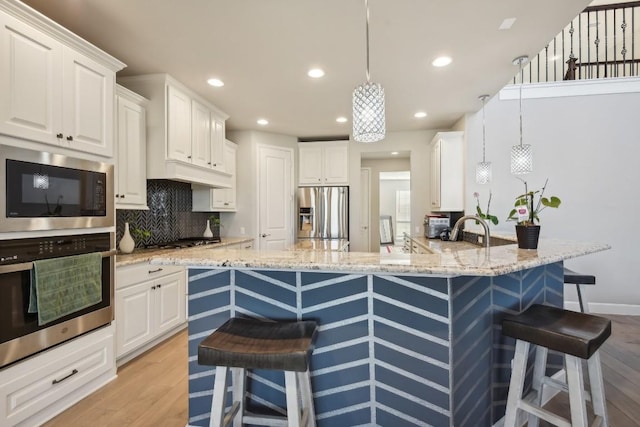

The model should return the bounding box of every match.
[240,227,245,235]
[478,236,483,244]
[415,226,420,233]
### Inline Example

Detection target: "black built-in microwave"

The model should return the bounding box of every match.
[0,146,114,232]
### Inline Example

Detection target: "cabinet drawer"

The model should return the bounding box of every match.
[116,262,184,290]
[0,326,114,426]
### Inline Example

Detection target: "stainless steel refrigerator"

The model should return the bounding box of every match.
[297,186,349,239]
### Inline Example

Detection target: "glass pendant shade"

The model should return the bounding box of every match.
[353,82,385,143]
[476,161,492,184]
[511,144,533,174]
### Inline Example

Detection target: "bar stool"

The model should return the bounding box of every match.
[564,267,596,313]
[198,317,318,427]
[502,304,611,427]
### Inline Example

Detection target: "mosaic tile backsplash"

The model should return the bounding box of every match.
[116,180,219,247]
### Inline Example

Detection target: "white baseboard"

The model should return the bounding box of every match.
[564,301,640,316]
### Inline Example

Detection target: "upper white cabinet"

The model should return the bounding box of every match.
[115,85,148,209]
[118,74,231,187]
[299,140,349,186]
[430,131,464,212]
[0,4,123,157]
[192,140,237,212]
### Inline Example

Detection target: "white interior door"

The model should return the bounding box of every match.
[258,145,293,250]
[360,168,371,252]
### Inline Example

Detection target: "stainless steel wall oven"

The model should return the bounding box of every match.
[0,146,114,232]
[0,232,115,369]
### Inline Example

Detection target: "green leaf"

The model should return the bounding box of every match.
[541,196,561,208]
[508,209,517,220]
[488,214,499,225]
[476,205,483,216]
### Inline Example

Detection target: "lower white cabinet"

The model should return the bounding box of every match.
[0,325,115,427]
[115,263,186,361]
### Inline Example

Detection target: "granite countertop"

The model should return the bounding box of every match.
[288,239,350,252]
[116,237,254,267]
[150,237,610,277]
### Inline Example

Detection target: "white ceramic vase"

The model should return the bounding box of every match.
[203,220,213,238]
[119,222,135,254]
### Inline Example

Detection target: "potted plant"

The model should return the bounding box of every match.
[507,178,561,249]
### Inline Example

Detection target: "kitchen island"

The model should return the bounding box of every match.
[151,239,608,427]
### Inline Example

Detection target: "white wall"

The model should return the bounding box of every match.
[349,130,437,252]
[464,79,640,312]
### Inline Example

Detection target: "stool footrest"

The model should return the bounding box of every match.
[519,400,572,427]
[222,402,240,427]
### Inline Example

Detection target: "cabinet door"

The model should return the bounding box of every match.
[167,85,192,162]
[62,46,114,157]
[298,144,323,185]
[323,142,349,185]
[0,11,62,145]
[191,99,211,168]
[210,118,225,172]
[154,272,186,336]
[116,95,146,207]
[430,140,441,210]
[115,281,153,358]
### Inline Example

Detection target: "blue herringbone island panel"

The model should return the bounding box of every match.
[186,264,561,427]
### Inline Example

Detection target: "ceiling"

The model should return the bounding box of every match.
[22,0,593,139]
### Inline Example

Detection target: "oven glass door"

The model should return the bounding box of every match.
[0,255,113,368]
[6,159,107,218]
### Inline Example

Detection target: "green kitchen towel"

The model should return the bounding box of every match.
[28,252,102,325]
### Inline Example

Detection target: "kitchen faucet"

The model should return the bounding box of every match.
[450,215,490,249]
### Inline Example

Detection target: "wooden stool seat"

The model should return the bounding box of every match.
[198,317,318,427]
[502,304,611,427]
[502,304,610,359]
[198,317,317,371]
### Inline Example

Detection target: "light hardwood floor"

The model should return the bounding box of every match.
[44,315,640,427]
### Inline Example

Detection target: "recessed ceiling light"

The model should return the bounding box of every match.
[307,68,325,78]
[432,56,452,67]
[207,78,224,87]
[336,117,348,123]
[257,119,269,126]
[414,111,427,118]
[499,17,517,30]
[391,152,399,155]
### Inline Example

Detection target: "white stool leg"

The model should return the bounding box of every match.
[210,366,230,427]
[231,367,246,427]
[504,339,530,427]
[565,354,588,427]
[528,345,548,427]
[298,369,316,427]
[285,370,302,427]
[587,351,609,427]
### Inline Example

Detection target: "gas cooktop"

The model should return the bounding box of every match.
[151,237,221,249]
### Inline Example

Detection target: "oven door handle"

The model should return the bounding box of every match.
[0,250,116,274]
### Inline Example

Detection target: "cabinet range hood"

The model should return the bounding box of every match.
[159,160,232,188]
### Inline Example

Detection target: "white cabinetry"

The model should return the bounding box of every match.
[430,131,464,212]
[192,140,237,212]
[115,85,148,209]
[0,325,115,427]
[0,5,123,157]
[115,263,186,363]
[118,74,231,187]
[298,141,349,186]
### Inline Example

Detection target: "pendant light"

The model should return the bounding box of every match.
[476,95,492,184]
[352,0,385,143]
[511,55,532,174]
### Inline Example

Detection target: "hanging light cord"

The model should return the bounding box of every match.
[481,96,487,162]
[518,58,524,147]
[365,0,371,82]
